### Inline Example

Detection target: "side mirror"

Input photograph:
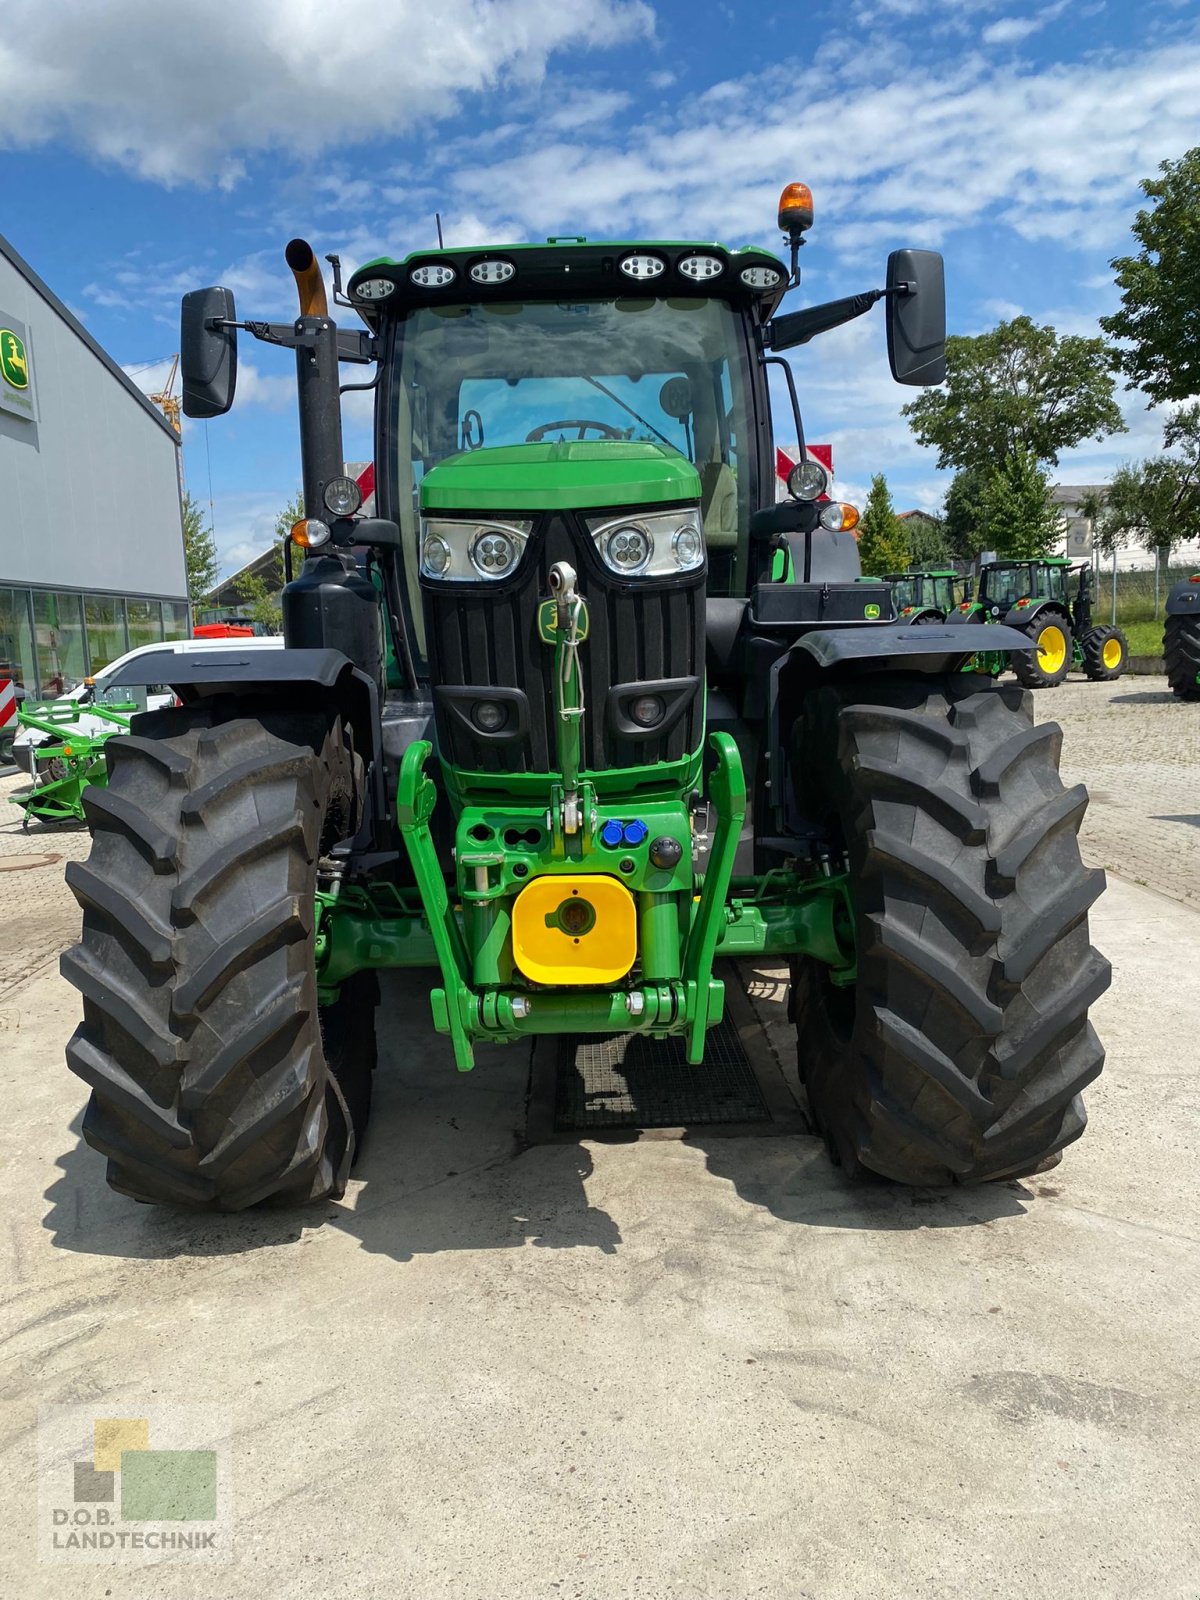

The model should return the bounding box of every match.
[181,287,238,418]
[886,250,945,387]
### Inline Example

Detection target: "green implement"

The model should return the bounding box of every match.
[8,700,135,829]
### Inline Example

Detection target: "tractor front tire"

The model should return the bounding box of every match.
[791,675,1109,1186]
[61,710,374,1210]
[1012,615,1072,688]
[1164,613,1200,701]
[1081,624,1129,681]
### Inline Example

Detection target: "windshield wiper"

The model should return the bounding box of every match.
[582,377,680,453]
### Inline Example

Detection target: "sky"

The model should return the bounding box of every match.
[1,0,1198,577]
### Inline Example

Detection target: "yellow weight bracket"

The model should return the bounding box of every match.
[511,874,637,986]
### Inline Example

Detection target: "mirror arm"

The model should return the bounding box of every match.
[207,318,377,365]
[765,288,889,352]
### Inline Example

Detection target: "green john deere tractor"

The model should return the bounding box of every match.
[1164,576,1200,700]
[951,556,1129,687]
[61,184,1109,1209]
[883,568,968,625]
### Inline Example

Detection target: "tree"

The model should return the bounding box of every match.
[228,490,303,633]
[1101,147,1200,405]
[975,450,1065,560]
[182,492,218,606]
[901,512,953,568]
[942,467,990,560]
[902,315,1125,474]
[856,473,910,574]
[1096,404,1200,558]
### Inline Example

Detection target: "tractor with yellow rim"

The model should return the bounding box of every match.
[950,556,1128,687]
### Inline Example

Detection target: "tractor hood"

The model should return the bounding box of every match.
[418,440,702,516]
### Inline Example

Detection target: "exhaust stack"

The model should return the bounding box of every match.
[285,238,328,319]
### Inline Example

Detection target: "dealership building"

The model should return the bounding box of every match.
[0,231,188,702]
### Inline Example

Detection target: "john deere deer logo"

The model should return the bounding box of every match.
[1,329,29,389]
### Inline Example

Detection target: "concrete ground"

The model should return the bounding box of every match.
[1,679,1198,1598]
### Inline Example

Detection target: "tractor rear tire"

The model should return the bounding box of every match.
[1081,625,1128,681]
[61,710,374,1210]
[1165,613,1200,700]
[1012,615,1073,688]
[790,674,1109,1186]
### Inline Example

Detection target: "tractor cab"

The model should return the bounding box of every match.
[884,567,964,622]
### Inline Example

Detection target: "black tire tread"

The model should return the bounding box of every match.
[1164,613,1200,700]
[1012,615,1073,688]
[791,674,1109,1186]
[1081,624,1128,681]
[61,713,373,1211]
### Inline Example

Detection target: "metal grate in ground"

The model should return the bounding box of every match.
[553,1015,771,1132]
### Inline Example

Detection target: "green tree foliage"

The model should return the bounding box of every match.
[901,512,953,568]
[182,492,219,606]
[975,450,1065,560]
[856,473,910,574]
[1096,404,1200,557]
[902,315,1125,473]
[942,467,990,559]
[1101,147,1200,405]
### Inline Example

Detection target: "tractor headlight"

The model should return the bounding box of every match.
[787,458,829,501]
[586,507,706,579]
[419,518,532,581]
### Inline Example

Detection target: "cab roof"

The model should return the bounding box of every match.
[346,238,791,327]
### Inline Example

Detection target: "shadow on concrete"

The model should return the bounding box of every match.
[45,968,1030,1261]
[691,1134,1031,1231]
[1151,814,1200,829]
[44,974,623,1264]
[1108,690,1178,705]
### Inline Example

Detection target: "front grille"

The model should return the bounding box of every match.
[424,510,705,777]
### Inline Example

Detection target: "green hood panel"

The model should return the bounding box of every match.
[419,441,702,514]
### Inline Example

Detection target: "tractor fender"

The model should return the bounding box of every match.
[786,621,1034,672]
[944,603,981,625]
[1165,578,1200,616]
[103,646,384,827]
[899,606,945,626]
[1002,599,1069,630]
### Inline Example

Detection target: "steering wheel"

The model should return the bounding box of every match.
[525,419,628,442]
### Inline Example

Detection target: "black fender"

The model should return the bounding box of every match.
[787,621,1034,673]
[899,606,945,625]
[1001,599,1069,630]
[1165,577,1200,617]
[104,646,385,834]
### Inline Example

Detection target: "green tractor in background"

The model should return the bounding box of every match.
[1164,576,1200,700]
[60,183,1109,1210]
[951,556,1129,687]
[883,568,969,625]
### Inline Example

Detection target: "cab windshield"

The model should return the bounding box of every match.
[388,296,754,656]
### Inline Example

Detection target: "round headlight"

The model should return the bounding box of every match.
[472,700,509,733]
[410,262,457,288]
[672,524,703,569]
[630,695,665,728]
[470,529,519,577]
[678,255,724,281]
[422,534,451,575]
[739,265,783,290]
[618,254,666,281]
[323,475,363,518]
[469,259,516,285]
[355,277,396,301]
[787,459,829,501]
[603,525,652,574]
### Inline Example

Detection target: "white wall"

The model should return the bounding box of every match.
[0,248,186,598]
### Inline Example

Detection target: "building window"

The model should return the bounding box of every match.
[0,586,37,697]
[127,597,166,651]
[32,590,87,697]
[84,593,129,674]
[162,600,191,641]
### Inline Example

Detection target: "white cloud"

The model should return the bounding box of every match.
[0,0,653,186]
[982,0,1068,45]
